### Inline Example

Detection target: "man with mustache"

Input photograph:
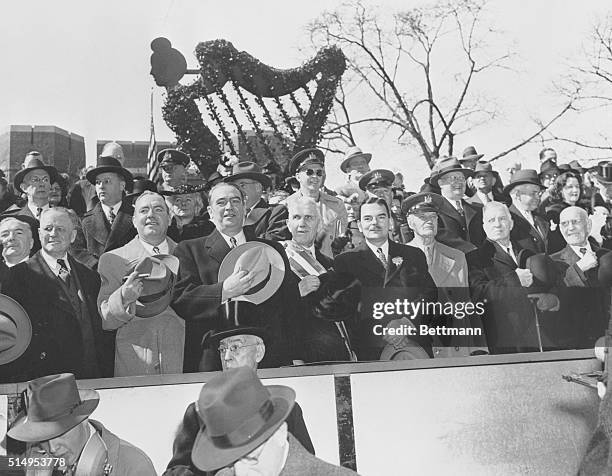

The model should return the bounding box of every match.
[97,191,185,376]
[172,182,300,372]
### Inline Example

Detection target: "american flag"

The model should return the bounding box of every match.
[147,90,158,181]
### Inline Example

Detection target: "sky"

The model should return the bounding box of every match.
[0,0,610,190]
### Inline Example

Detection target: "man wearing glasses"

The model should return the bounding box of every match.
[285,149,347,256]
[11,152,60,221]
[505,169,549,254]
[224,161,290,241]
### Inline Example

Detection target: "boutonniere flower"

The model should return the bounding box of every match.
[392,257,403,267]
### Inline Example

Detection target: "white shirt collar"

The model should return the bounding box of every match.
[366,240,389,259]
[570,243,593,257]
[139,238,169,255]
[476,191,493,202]
[101,202,122,221]
[27,202,49,218]
[514,205,534,225]
[220,230,247,248]
[5,255,29,268]
[41,249,70,275]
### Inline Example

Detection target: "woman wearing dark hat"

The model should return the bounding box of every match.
[544,170,588,254]
[161,184,214,242]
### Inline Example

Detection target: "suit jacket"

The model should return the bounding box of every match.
[68,179,99,217]
[81,201,137,268]
[279,434,358,476]
[245,198,290,241]
[508,204,549,254]
[435,197,485,253]
[97,236,185,377]
[171,228,301,371]
[334,240,437,359]
[466,190,505,206]
[163,401,315,476]
[0,251,114,383]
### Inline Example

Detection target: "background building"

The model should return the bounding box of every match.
[0,125,85,181]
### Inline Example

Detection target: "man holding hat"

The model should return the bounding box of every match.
[172,182,298,372]
[505,169,549,254]
[98,191,184,377]
[158,149,190,191]
[164,312,315,475]
[286,149,347,257]
[467,202,560,354]
[187,367,357,475]
[429,156,485,253]
[1,207,114,382]
[80,153,137,269]
[7,373,155,475]
[224,161,290,241]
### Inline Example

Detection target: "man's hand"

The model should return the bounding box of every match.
[222,268,255,300]
[577,251,598,272]
[121,271,145,306]
[527,293,561,312]
[298,275,320,297]
[515,268,533,287]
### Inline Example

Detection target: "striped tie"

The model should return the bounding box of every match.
[230,237,238,249]
[376,248,388,270]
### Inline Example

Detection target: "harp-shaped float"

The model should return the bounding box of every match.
[150,38,346,183]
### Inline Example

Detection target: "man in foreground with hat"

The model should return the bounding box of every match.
[172,182,298,372]
[188,367,357,475]
[429,156,485,253]
[548,206,611,349]
[467,202,560,354]
[164,314,315,475]
[285,149,347,257]
[224,161,290,241]
[1,207,114,382]
[158,149,190,192]
[98,191,184,377]
[505,169,549,254]
[8,373,155,475]
[404,192,488,357]
[80,153,137,269]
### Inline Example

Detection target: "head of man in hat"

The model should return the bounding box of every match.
[405,193,442,248]
[8,373,155,474]
[341,146,371,183]
[505,169,545,215]
[0,216,35,267]
[430,157,473,203]
[224,161,272,212]
[13,152,60,216]
[472,161,496,198]
[358,169,395,206]
[86,151,133,216]
[592,161,612,203]
[290,148,326,199]
[158,149,190,189]
[460,146,484,171]
[539,160,559,190]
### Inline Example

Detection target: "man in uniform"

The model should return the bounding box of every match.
[158,149,190,192]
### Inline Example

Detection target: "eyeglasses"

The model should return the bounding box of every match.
[218,343,259,355]
[301,169,324,177]
[518,190,543,198]
[26,176,50,184]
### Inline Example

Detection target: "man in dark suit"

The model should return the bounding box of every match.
[9,155,60,221]
[172,182,300,372]
[80,156,136,268]
[0,207,113,383]
[505,169,549,254]
[224,161,290,241]
[467,202,559,354]
[429,157,485,253]
[549,206,610,348]
[334,198,437,360]
[467,161,505,206]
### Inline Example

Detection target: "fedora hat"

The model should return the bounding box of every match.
[86,156,133,186]
[218,242,285,305]
[0,294,32,365]
[474,161,493,175]
[131,255,179,318]
[503,169,545,195]
[340,146,372,173]
[429,156,473,187]
[191,367,295,471]
[99,142,125,162]
[13,157,60,194]
[460,146,484,162]
[157,149,190,167]
[224,161,272,189]
[8,373,99,442]
[592,162,612,185]
[358,169,395,191]
[289,148,325,176]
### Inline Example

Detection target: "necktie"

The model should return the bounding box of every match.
[152,246,161,255]
[455,201,465,217]
[57,258,70,285]
[580,247,587,256]
[230,237,238,249]
[425,246,433,266]
[505,246,516,264]
[36,207,42,218]
[376,247,388,270]
[108,208,116,224]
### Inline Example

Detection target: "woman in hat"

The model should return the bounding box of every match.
[544,170,588,254]
[161,184,214,242]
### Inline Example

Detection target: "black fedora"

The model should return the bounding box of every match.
[460,146,484,162]
[503,169,545,195]
[224,161,272,189]
[86,156,133,185]
[202,301,269,348]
